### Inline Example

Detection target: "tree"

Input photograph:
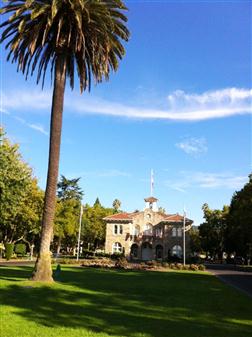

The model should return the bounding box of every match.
[199,203,229,260]
[94,197,101,208]
[226,174,252,258]
[112,199,121,212]
[0,129,43,248]
[57,175,83,201]
[81,202,114,249]
[1,1,129,281]
[54,175,83,254]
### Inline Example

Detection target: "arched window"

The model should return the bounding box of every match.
[177,227,182,237]
[155,245,163,259]
[144,223,153,236]
[131,244,138,258]
[112,242,122,253]
[172,227,177,237]
[172,245,182,257]
[114,225,118,235]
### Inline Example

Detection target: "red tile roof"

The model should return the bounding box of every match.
[144,196,158,202]
[103,212,133,221]
[163,213,192,222]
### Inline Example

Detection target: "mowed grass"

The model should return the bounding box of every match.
[0,266,251,337]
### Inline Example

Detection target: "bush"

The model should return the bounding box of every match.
[115,257,128,269]
[5,243,14,260]
[198,264,206,271]
[110,252,124,260]
[15,243,26,256]
[190,264,199,271]
[175,263,183,270]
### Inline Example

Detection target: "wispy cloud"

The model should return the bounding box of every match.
[3,90,51,111]
[176,137,208,157]
[2,87,252,121]
[14,116,48,136]
[68,169,131,178]
[165,171,248,192]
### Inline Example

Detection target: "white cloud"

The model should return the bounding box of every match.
[166,171,248,192]
[2,87,252,121]
[67,169,131,178]
[176,137,207,157]
[3,90,51,110]
[14,116,48,136]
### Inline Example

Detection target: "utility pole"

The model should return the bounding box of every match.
[76,203,83,261]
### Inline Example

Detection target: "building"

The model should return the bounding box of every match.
[104,196,193,261]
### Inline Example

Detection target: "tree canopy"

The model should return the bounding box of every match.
[0,128,43,244]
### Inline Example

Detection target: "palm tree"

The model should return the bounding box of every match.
[112,198,121,212]
[1,0,129,282]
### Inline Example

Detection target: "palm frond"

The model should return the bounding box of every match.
[0,0,130,92]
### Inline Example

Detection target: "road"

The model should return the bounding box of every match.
[206,264,252,299]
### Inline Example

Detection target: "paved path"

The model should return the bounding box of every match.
[206,264,252,299]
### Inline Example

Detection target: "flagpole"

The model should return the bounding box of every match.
[183,206,186,266]
[77,202,83,261]
[150,169,154,196]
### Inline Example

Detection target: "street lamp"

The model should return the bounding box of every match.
[183,207,186,266]
[76,203,83,261]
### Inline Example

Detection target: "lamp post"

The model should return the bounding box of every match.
[183,207,186,266]
[76,203,83,261]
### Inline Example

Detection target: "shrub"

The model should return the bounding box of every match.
[175,263,183,270]
[182,264,190,270]
[198,264,206,271]
[115,257,128,269]
[5,243,14,260]
[15,243,26,256]
[169,263,176,270]
[190,264,199,271]
[162,262,169,268]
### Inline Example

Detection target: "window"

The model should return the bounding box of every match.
[112,242,122,253]
[155,245,163,259]
[114,224,123,235]
[172,227,177,237]
[147,213,151,220]
[172,227,183,237]
[172,245,182,257]
[114,225,118,235]
[155,228,163,237]
[131,244,138,258]
[144,223,153,235]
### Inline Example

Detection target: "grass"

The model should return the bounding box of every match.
[0,266,251,337]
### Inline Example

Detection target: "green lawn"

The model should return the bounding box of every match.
[0,266,251,337]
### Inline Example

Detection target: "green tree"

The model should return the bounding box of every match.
[81,202,114,250]
[199,203,229,260]
[0,129,43,248]
[1,1,129,281]
[112,199,121,212]
[189,226,202,254]
[226,174,252,258]
[57,175,83,201]
[54,175,83,254]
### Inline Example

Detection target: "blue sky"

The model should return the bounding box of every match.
[1,0,251,225]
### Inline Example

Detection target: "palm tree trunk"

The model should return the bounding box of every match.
[32,56,66,282]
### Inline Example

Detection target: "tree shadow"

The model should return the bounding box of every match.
[0,266,252,337]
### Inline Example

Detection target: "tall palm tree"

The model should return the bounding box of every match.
[1,0,129,282]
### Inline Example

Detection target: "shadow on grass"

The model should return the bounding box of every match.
[0,266,252,337]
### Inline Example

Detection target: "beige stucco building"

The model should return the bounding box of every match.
[104,197,193,261]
